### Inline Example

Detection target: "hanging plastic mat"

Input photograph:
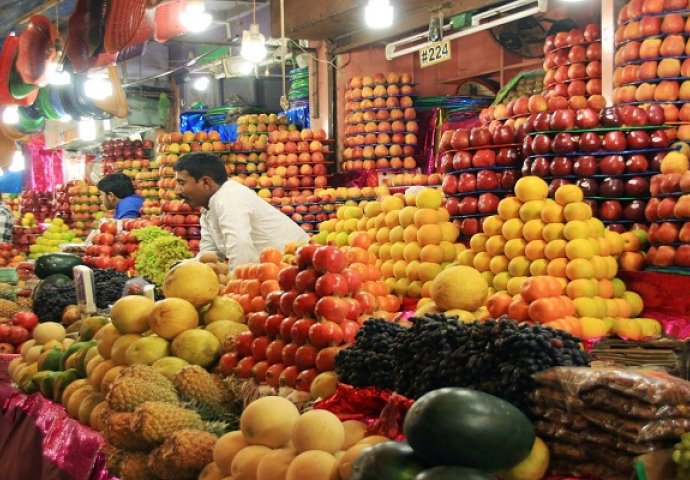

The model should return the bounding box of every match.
[48,85,67,118]
[55,82,82,118]
[87,0,109,57]
[16,15,59,86]
[94,65,128,118]
[123,9,153,50]
[64,0,98,72]
[16,105,45,133]
[9,64,38,100]
[153,0,187,43]
[0,35,37,107]
[104,0,148,54]
[36,88,61,121]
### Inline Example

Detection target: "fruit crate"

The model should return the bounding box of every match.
[590,337,690,379]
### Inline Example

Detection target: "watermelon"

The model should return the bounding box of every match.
[350,441,425,480]
[403,388,534,472]
[415,466,494,479]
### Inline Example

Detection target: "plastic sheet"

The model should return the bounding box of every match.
[314,383,413,441]
[179,111,237,142]
[285,104,310,129]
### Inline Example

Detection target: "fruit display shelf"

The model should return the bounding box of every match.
[342,72,419,173]
[100,138,155,177]
[19,192,54,225]
[543,24,602,99]
[158,201,202,253]
[613,0,690,124]
[437,125,523,240]
[57,182,106,238]
[236,113,287,151]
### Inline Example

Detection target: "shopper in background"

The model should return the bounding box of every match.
[0,199,12,243]
[173,152,309,269]
[97,173,143,220]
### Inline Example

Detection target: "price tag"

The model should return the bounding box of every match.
[419,40,451,68]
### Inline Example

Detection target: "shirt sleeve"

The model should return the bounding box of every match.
[214,193,259,270]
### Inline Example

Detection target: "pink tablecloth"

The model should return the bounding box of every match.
[0,382,116,480]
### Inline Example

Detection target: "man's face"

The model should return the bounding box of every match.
[101,191,117,210]
[175,170,212,209]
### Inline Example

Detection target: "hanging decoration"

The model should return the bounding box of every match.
[23,136,63,193]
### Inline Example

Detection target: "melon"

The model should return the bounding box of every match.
[231,445,271,480]
[205,320,249,344]
[89,401,109,432]
[78,391,105,425]
[202,296,245,324]
[33,322,66,344]
[342,420,368,449]
[149,298,199,340]
[199,462,225,480]
[310,371,338,399]
[286,450,337,480]
[256,448,296,480]
[125,336,170,366]
[95,323,121,359]
[240,396,299,448]
[67,385,94,418]
[152,356,190,380]
[111,295,155,334]
[338,444,371,480]
[170,329,220,368]
[89,360,114,392]
[100,365,126,394]
[84,346,101,366]
[214,431,249,475]
[110,334,142,365]
[163,261,220,308]
[291,409,345,454]
[430,266,488,312]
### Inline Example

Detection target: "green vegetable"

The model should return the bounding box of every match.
[403,388,534,472]
[34,253,83,279]
[351,442,425,480]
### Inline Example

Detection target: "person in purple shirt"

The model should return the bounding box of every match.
[97,173,143,219]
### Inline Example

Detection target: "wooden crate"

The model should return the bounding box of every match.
[590,338,690,379]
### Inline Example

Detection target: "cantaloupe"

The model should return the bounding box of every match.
[256,447,296,480]
[214,431,249,475]
[110,334,142,365]
[231,445,271,480]
[100,366,126,394]
[338,444,371,480]
[89,360,115,392]
[199,462,225,480]
[285,450,337,480]
[89,402,108,432]
[342,420,368,449]
[67,385,94,418]
[78,392,105,425]
[240,396,300,448]
[61,379,89,407]
[291,409,345,454]
[357,435,390,446]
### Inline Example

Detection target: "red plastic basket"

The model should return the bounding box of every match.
[64,0,97,72]
[16,15,59,86]
[0,35,37,107]
[123,9,154,50]
[104,0,148,54]
[153,0,188,43]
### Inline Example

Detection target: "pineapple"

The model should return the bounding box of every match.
[116,364,175,389]
[103,411,153,451]
[134,401,205,445]
[107,376,178,412]
[147,429,217,480]
[0,283,16,301]
[15,296,31,311]
[0,299,19,318]
[102,445,127,477]
[173,366,237,419]
[119,452,158,480]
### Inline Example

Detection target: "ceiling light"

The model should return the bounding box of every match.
[79,118,97,142]
[84,77,113,100]
[180,1,212,33]
[59,114,72,123]
[241,23,267,63]
[10,151,24,172]
[193,76,210,91]
[239,62,254,75]
[365,0,393,29]
[45,61,71,86]
[2,106,18,125]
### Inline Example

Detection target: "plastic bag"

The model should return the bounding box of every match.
[581,409,690,442]
[581,388,690,419]
[530,387,584,411]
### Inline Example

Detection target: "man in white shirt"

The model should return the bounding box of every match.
[173,152,310,269]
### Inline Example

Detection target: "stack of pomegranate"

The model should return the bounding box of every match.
[645,144,690,267]
[523,103,671,232]
[613,0,690,127]
[82,221,138,272]
[222,244,381,391]
[60,182,105,238]
[100,138,155,178]
[11,213,43,255]
[438,125,522,240]
[543,24,602,99]
[157,200,202,253]
[342,72,419,173]
[19,191,54,224]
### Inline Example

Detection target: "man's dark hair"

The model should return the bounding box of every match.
[173,153,227,185]
[97,173,135,199]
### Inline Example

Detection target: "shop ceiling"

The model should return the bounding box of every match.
[269,0,511,53]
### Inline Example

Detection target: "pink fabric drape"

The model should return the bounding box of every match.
[23,136,64,193]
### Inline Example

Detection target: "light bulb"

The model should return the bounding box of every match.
[10,151,24,172]
[365,0,393,29]
[180,2,212,33]
[79,118,97,142]
[239,62,254,75]
[84,77,113,100]
[2,106,19,125]
[59,114,72,123]
[193,76,210,91]
[240,23,267,63]
[45,61,71,86]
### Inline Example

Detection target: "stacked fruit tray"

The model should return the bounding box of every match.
[382,172,443,191]
[644,143,690,267]
[613,0,690,126]
[543,24,602,99]
[342,72,419,173]
[236,113,285,151]
[101,138,155,178]
[55,182,104,238]
[20,191,54,224]
[437,125,522,240]
[159,201,202,253]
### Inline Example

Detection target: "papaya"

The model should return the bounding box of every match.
[61,341,89,369]
[79,316,109,341]
[31,371,58,398]
[53,369,79,403]
[37,348,64,372]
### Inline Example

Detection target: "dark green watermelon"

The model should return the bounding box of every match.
[351,441,426,480]
[415,466,495,480]
[403,388,534,472]
[34,253,83,279]
[42,274,73,287]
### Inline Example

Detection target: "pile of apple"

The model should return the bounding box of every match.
[82,221,137,272]
[12,213,43,255]
[223,244,383,391]
[28,218,81,259]
[462,177,649,340]
[342,72,419,172]
[0,243,25,267]
[0,311,39,354]
[613,0,690,126]
[1,194,21,217]
[59,181,106,238]
[158,200,201,253]
[268,192,339,235]
[101,138,155,178]
[438,125,522,239]
[20,191,54,224]
[543,24,602,99]
[645,145,690,267]
[157,130,232,155]
[382,172,443,189]
[236,113,281,152]
[522,104,672,232]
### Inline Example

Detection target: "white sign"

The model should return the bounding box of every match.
[419,40,451,68]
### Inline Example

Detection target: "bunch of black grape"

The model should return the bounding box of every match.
[335,318,405,391]
[93,269,129,309]
[33,283,77,323]
[335,314,590,414]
